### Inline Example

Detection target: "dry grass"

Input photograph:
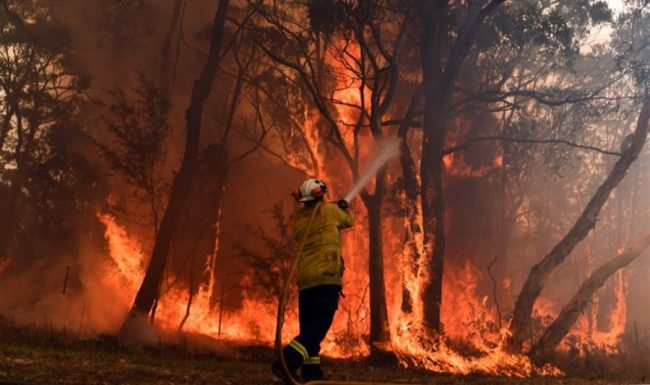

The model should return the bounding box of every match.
[0,320,643,385]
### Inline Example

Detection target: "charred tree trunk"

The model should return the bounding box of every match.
[362,170,391,348]
[493,136,525,314]
[179,255,195,331]
[398,84,423,314]
[0,98,22,252]
[160,0,184,90]
[530,230,650,363]
[418,0,504,334]
[419,135,445,333]
[125,0,230,324]
[184,147,229,292]
[507,98,650,353]
[419,0,446,334]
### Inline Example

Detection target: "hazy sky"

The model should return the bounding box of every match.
[582,0,628,52]
[606,0,625,14]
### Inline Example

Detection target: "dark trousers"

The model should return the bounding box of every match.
[281,284,340,380]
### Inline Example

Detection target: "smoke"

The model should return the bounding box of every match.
[0,235,129,334]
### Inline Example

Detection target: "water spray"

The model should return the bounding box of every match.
[342,138,402,203]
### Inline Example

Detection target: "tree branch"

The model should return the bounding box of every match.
[530,230,650,363]
[256,40,356,171]
[507,97,650,353]
[444,136,622,157]
[0,0,62,50]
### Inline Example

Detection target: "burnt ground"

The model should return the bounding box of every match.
[0,321,644,385]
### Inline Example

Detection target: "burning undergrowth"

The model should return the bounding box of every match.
[94,212,563,376]
[0,196,635,378]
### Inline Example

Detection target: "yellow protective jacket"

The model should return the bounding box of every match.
[294,202,354,291]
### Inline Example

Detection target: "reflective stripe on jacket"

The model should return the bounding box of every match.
[294,202,354,290]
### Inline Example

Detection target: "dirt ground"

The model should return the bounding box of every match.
[0,323,640,385]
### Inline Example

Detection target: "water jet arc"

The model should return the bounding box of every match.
[343,139,401,203]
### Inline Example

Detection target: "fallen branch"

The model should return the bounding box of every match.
[444,136,621,157]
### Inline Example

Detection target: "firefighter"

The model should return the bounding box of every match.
[272,178,353,384]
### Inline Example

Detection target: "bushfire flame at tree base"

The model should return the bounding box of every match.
[97,213,578,377]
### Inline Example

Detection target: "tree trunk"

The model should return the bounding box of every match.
[364,175,391,348]
[125,0,230,324]
[0,99,14,153]
[179,254,195,331]
[160,0,184,90]
[418,1,446,335]
[398,84,423,314]
[507,98,650,353]
[419,137,445,333]
[0,95,39,254]
[530,230,650,363]
[418,0,504,334]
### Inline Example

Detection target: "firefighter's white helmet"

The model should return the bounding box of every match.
[298,178,328,202]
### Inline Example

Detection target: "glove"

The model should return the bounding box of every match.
[337,199,349,210]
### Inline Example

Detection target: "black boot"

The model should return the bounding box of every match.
[271,360,300,384]
[301,358,324,383]
[271,344,305,384]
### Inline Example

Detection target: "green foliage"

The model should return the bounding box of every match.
[489,2,577,58]
[95,0,161,52]
[97,74,170,230]
[629,59,650,93]
[589,1,613,24]
[0,0,71,49]
[99,74,169,191]
[20,112,105,240]
[611,1,649,94]
[307,0,393,39]
[307,0,349,37]
[0,8,98,260]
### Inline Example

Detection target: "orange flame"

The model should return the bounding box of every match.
[91,33,628,378]
[389,260,561,376]
[98,212,368,357]
[563,270,627,354]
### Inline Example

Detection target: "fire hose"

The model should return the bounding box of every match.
[273,200,418,385]
[274,200,319,385]
[274,140,418,385]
